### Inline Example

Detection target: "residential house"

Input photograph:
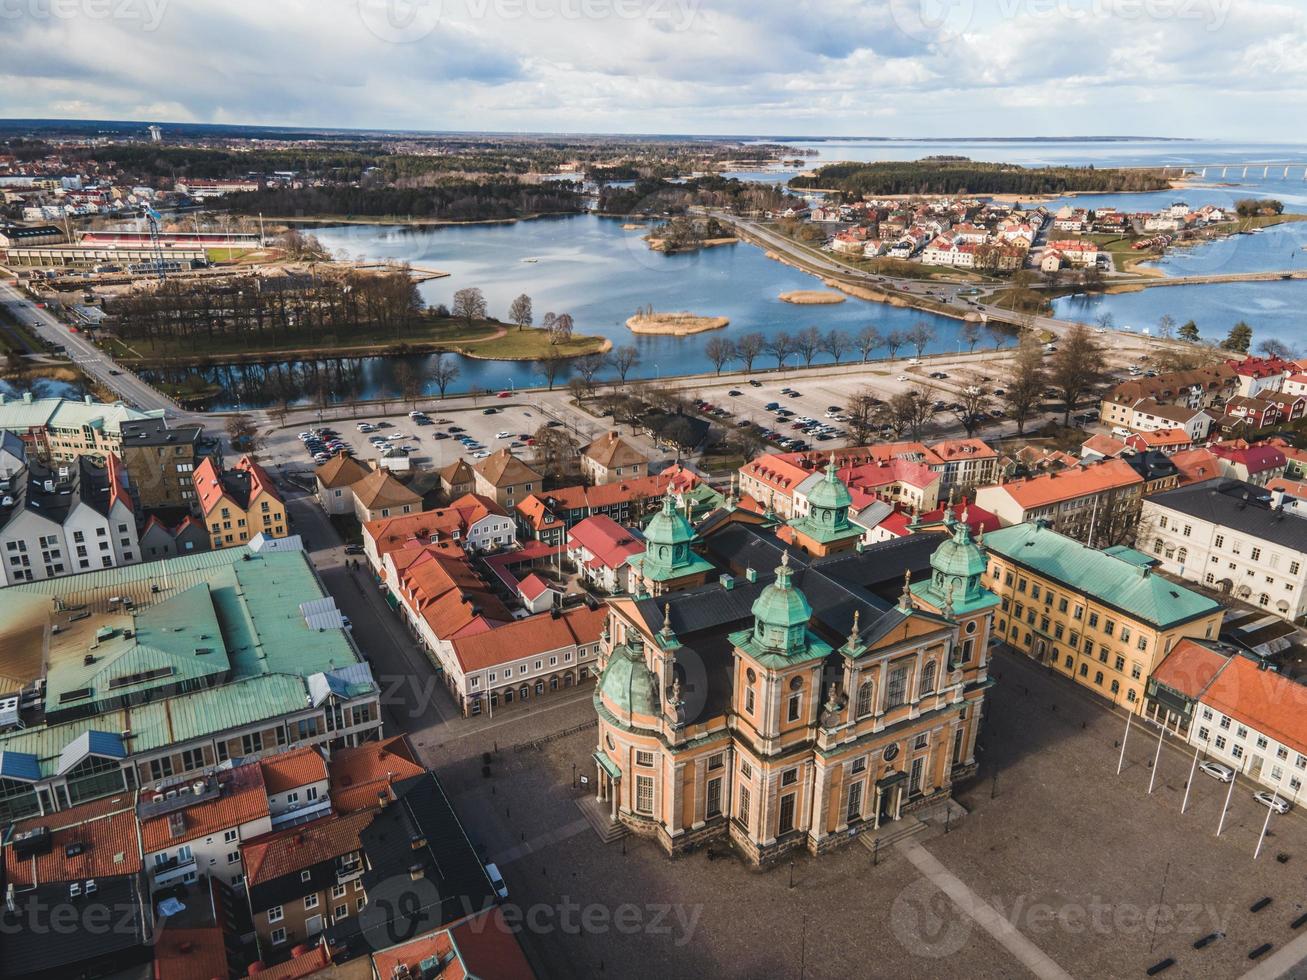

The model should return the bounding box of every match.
[1099,365,1237,431]
[438,459,475,500]
[567,514,645,593]
[138,514,209,560]
[1209,443,1286,486]
[348,467,422,524]
[985,521,1223,711]
[973,458,1144,541]
[1126,399,1213,442]
[314,454,370,516]
[581,432,649,485]
[194,455,287,550]
[472,450,542,509]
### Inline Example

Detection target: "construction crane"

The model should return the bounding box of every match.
[139,204,168,279]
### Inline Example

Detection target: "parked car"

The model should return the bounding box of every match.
[748,379,762,387]
[1199,761,1234,783]
[344,544,364,555]
[1254,791,1291,814]
[485,863,509,901]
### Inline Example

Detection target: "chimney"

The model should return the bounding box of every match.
[409,863,425,881]
[745,566,757,584]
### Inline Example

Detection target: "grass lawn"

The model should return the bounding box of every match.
[458,328,607,360]
[205,247,256,263]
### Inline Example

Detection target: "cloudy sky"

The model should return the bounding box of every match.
[2,0,1305,137]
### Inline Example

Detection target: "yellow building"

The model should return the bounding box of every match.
[984,522,1224,712]
[194,455,288,550]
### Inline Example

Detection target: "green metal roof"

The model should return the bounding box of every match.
[984,522,1222,629]
[1102,544,1157,568]
[596,643,660,718]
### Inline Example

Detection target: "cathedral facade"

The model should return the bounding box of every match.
[592,471,999,865]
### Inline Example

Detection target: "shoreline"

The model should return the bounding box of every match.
[779,289,845,305]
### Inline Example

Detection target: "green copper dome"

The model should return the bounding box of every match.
[637,490,715,584]
[597,640,660,721]
[932,514,989,581]
[748,551,812,654]
[805,458,853,513]
[911,508,999,617]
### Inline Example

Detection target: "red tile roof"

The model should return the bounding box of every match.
[566,515,645,570]
[255,941,336,980]
[6,797,141,886]
[153,923,230,980]
[449,605,607,673]
[996,458,1142,509]
[242,810,372,887]
[141,764,270,853]
[328,735,425,815]
[371,909,534,980]
[260,747,328,796]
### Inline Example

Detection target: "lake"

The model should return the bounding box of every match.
[147,214,977,409]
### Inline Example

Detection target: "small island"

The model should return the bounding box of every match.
[626,309,729,336]
[779,289,846,305]
[644,215,738,253]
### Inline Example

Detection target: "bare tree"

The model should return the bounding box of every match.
[1095,311,1115,333]
[532,424,581,483]
[509,293,533,331]
[225,412,261,454]
[1048,322,1104,425]
[961,320,982,353]
[1003,336,1047,436]
[548,313,575,345]
[1157,314,1177,340]
[884,330,906,359]
[574,352,610,394]
[986,320,1015,349]
[794,326,822,367]
[736,332,765,372]
[855,325,882,362]
[1257,338,1293,360]
[704,337,736,375]
[431,353,460,398]
[821,329,851,365]
[394,362,423,409]
[539,352,566,390]
[846,390,882,444]
[764,331,796,369]
[611,345,640,383]
[906,321,935,359]
[951,373,993,438]
[883,385,937,439]
[451,287,487,329]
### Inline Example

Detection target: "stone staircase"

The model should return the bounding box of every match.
[859,815,927,855]
[575,795,628,843]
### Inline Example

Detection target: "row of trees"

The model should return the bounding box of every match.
[698,319,1004,373]
[448,288,577,345]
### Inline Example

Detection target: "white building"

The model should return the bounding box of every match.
[0,455,139,583]
[1142,479,1307,620]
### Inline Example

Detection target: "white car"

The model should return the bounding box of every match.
[408,410,425,418]
[496,431,513,439]
[471,450,490,459]
[1199,760,1234,783]
[1254,791,1291,814]
[356,422,373,431]
[298,432,313,441]
[386,433,407,441]
[897,374,910,382]
[485,862,508,901]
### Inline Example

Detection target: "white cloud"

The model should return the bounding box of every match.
[0,0,1304,134]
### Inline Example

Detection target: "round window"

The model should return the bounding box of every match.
[965,620,978,635]
[883,743,900,762]
[789,675,804,691]
[746,667,757,684]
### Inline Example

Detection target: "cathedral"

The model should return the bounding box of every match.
[592,465,998,865]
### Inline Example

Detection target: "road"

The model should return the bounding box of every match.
[0,279,185,415]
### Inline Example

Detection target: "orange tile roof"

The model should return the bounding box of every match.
[1081,433,1127,458]
[449,604,607,672]
[328,736,426,815]
[931,438,998,460]
[242,810,372,887]
[371,910,533,980]
[1267,477,1307,499]
[153,922,230,980]
[997,458,1143,509]
[6,797,141,886]
[515,494,565,531]
[1203,654,1307,756]
[255,942,335,980]
[141,764,270,853]
[1169,448,1223,485]
[1149,638,1228,700]
[259,747,328,796]
[396,550,513,639]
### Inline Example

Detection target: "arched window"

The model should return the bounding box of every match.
[920,661,937,696]
[1176,547,1188,564]
[1127,689,1137,703]
[856,682,874,719]
[1154,538,1164,553]
[1110,679,1120,694]
[1260,593,1271,607]
[1094,671,1104,686]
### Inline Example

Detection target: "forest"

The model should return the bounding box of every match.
[790,159,1172,196]
[595,175,799,216]
[220,180,584,221]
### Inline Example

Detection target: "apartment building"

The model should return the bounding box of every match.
[118,416,211,510]
[985,521,1224,711]
[581,432,649,485]
[1142,478,1307,620]
[194,455,287,550]
[974,458,1144,537]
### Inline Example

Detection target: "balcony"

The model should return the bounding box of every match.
[335,859,363,884]
[151,855,197,887]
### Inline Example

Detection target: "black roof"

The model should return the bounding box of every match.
[0,456,119,528]
[0,875,152,980]
[1148,478,1307,552]
[120,417,203,448]
[1124,450,1180,484]
[325,772,496,958]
